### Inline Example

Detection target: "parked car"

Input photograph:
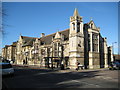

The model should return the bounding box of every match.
[108,61,120,70]
[2,60,10,63]
[0,62,14,76]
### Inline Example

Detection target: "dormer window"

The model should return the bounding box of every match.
[41,42,45,45]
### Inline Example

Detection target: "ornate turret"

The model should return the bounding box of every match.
[70,8,83,35]
[69,8,84,69]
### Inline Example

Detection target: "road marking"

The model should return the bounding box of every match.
[57,79,101,87]
[95,76,111,79]
[83,75,88,77]
[71,80,101,87]
[81,81,101,87]
[94,76,118,82]
[39,73,47,75]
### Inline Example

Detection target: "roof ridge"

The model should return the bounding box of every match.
[21,36,39,39]
[27,38,34,44]
[40,28,69,39]
[59,28,69,33]
[21,28,69,40]
[7,45,10,46]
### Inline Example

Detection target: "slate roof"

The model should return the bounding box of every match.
[21,36,38,47]
[4,45,10,48]
[11,42,17,47]
[40,29,69,45]
[20,28,69,46]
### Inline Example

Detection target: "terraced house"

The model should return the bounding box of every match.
[2,9,113,69]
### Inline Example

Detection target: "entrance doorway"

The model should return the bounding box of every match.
[44,56,69,69]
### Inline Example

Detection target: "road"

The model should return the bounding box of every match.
[2,65,119,89]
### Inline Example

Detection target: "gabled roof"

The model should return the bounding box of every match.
[21,36,38,47]
[54,31,61,39]
[20,29,69,46]
[40,29,69,45]
[21,36,38,40]
[88,20,97,29]
[11,42,17,47]
[5,45,11,47]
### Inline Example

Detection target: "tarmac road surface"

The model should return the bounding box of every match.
[2,65,119,89]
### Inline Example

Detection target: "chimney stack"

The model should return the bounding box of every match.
[41,33,45,37]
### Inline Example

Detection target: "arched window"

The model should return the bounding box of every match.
[92,33,98,52]
[91,23,93,29]
[88,34,90,51]
[77,22,80,32]
[54,43,57,50]
[72,23,75,30]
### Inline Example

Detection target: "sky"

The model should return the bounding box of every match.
[2,2,118,54]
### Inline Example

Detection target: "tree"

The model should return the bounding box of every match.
[0,1,2,56]
[0,1,7,57]
[0,1,3,35]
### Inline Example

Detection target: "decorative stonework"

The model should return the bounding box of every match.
[2,8,113,69]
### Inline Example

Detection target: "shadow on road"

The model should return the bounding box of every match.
[3,66,116,89]
[3,67,101,88]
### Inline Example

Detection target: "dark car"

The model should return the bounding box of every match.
[108,61,120,70]
[2,60,10,63]
[0,62,14,76]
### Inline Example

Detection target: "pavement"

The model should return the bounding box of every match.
[12,64,109,72]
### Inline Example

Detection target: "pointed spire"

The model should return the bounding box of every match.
[73,8,79,17]
[55,31,61,39]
